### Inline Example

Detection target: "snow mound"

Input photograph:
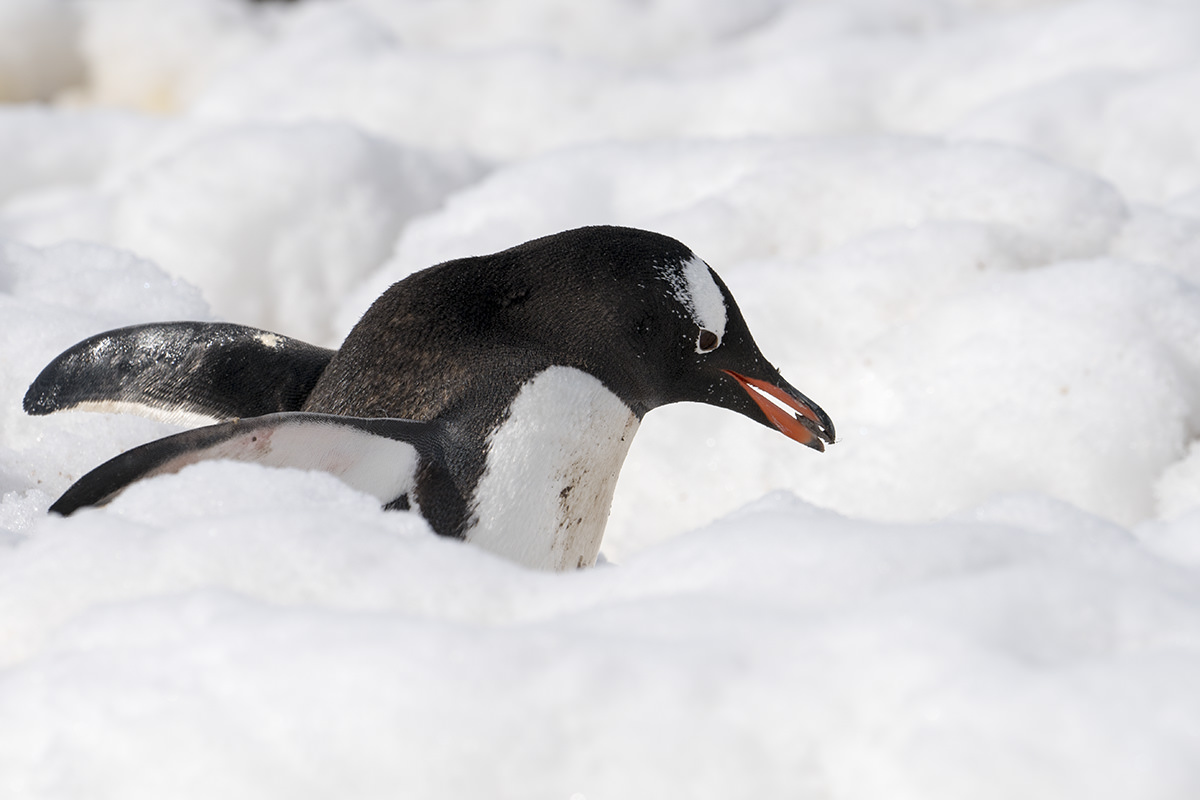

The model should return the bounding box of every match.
[3,0,1200,795]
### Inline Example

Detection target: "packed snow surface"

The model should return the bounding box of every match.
[3,0,1200,797]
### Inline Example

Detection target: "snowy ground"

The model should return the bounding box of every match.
[3,0,1200,797]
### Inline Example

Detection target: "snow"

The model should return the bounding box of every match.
[2,0,1200,796]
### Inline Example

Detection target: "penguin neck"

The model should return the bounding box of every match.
[464,365,640,570]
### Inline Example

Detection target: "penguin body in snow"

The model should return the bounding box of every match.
[25,226,834,570]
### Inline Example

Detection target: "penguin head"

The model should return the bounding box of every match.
[478,226,836,451]
[642,257,836,452]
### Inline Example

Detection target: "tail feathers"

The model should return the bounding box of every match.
[24,322,335,424]
[49,412,446,518]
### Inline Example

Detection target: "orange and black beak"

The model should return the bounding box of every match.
[722,369,835,451]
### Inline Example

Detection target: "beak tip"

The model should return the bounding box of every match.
[795,412,833,452]
[821,419,836,445]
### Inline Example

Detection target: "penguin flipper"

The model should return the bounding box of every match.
[49,412,449,520]
[23,322,335,424]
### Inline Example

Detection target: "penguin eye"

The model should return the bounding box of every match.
[696,329,720,353]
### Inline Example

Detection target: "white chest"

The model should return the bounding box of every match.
[465,366,639,570]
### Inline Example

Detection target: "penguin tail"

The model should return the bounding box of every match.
[23,322,335,424]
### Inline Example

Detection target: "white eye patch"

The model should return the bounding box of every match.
[662,255,728,352]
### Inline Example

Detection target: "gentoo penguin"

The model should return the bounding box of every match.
[24,226,834,570]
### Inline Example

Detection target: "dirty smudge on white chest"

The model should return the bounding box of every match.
[466,366,640,571]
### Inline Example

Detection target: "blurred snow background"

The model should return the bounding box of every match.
[3,0,1200,797]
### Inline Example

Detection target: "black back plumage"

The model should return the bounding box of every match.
[24,322,333,421]
[305,226,700,420]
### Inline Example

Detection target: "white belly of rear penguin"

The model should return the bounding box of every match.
[466,366,639,571]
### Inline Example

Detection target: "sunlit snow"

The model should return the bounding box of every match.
[2,0,1200,797]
